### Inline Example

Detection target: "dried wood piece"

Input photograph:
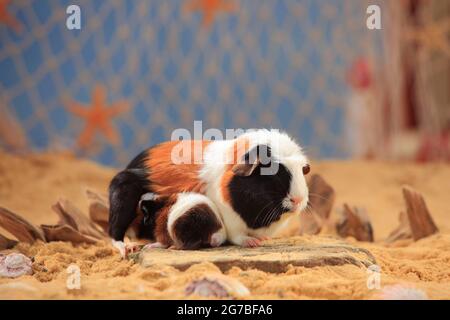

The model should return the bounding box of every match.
[299,174,335,235]
[51,198,106,240]
[402,186,438,240]
[298,212,322,235]
[307,174,336,219]
[0,207,45,243]
[85,189,108,203]
[385,211,412,243]
[41,224,99,244]
[0,233,18,250]
[336,204,374,242]
[85,189,109,233]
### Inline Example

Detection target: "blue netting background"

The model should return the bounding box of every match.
[0,0,384,166]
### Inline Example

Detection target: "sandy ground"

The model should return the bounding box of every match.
[0,151,449,299]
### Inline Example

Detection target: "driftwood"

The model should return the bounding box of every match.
[386,211,412,242]
[386,186,438,242]
[0,207,45,243]
[52,198,106,240]
[85,189,109,233]
[403,186,439,240]
[138,237,377,273]
[0,233,18,250]
[299,174,335,235]
[0,197,108,246]
[307,174,336,219]
[336,204,374,242]
[41,224,98,244]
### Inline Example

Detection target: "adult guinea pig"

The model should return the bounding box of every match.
[108,129,310,248]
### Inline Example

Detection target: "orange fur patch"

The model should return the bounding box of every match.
[154,195,178,246]
[128,211,144,237]
[146,140,210,196]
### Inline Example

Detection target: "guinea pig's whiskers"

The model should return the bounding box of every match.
[303,203,314,215]
[262,203,282,227]
[260,204,276,226]
[308,193,330,202]
[265,206,282,226]
[253,200,277,226]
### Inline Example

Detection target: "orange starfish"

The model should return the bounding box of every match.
[66,85,130,150]
[405,18,450,58]
[185,0,237,27]
[0,0,21,32]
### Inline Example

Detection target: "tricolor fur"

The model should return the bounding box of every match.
[166,193,226,249]
[108,129,309,249]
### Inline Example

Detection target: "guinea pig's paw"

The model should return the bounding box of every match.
[241,236,262,248]
[210,232,226,247]
[125,242,143,257]
[142,242,168,250]
[255,235,271,241]
[111,240,126,258]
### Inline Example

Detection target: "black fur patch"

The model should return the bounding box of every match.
[172,203,221,250]
[108,169,149,240]
[137,195,168,239]
[108,149,154,241]
[228,146,292,229]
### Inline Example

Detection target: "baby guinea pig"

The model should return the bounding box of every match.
[111,192,226,257]
[144,192,227,250]
[108,129,310,249]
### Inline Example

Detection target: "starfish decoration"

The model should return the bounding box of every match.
[0,0,21,32]
[185,0,237,27]
[66,85,130,150]
[405,18,450,58]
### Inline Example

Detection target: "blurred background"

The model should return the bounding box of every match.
[0,0,448,167]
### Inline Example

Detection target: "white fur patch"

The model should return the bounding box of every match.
[167,192,225,247]
[199,129,309,245]
[111,240,126,258]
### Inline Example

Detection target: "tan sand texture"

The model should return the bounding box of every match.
[0,151,449,299]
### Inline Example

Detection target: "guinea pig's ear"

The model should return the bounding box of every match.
[232,145,271,176]
[232,161,259,176]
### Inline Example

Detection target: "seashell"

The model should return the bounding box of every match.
[0,253,33,278]
[379,284,428,300]
[185,273,250,298]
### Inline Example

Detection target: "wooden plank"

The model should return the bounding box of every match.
[137,237,376,273]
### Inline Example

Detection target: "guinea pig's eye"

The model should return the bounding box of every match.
[302,164,310,175]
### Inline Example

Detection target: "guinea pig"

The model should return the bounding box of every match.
[108,129,310,249]
[112,192,226,256]
[149,192,227,250]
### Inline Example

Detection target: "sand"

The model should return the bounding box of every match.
[0,151,449,299]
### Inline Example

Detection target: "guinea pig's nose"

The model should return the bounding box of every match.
[290,196,302,206]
